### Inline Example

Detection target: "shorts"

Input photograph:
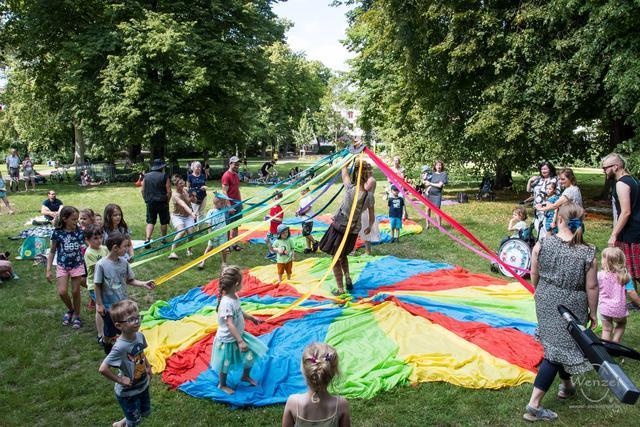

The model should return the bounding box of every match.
[302,221,314,236]
[116,386,151,427]
[0,190,6,198]
[56,264,86,278]
[88,290,96,302]
[277,261,293,276]
[208,232,228,249]
[600,313,628,323]
[171,214,195,230]
[9,167,19,179]
[23,169,34,178]
[389,217,403,230]
[227,203,243,225]
[146,201,170,225]
[616,241,640,278]
[102,309,121,338]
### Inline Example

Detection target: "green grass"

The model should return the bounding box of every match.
[0,165,639,426]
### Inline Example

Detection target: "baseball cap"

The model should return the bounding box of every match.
[229,156,240,163]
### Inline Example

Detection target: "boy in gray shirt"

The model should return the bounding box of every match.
[99,299,152,427]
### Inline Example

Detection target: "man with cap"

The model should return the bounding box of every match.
[141,159,171,245]
[222,156,243,251]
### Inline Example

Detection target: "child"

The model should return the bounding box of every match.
[94,214,103,229]
[79,208,95,230]
[298,187,319,254]
[0,251,18,283]
[46,206,85,329]
[103,204,135,261]
[282,342,350,427]
[388,185,404,243]
[99,299,152,427]
[94,232,155,353]
[84,225,110,346]
[197,194,229,269]
[0,172,15,214]
[265,191,284,261]
[508,206,528,238]
[273,224,294,284]
[598,247,630,343]
[543,182,560,234]
[213,265,267,394]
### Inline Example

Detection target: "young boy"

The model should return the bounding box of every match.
[265,192,284,261]
[197,194,229,269]
[84,225,110,346]
[94,232,155,353]
[298,187,319,254]
[99,299,152,427]
[388,185,404,243]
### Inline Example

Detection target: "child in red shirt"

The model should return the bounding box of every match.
[266,192,284,261]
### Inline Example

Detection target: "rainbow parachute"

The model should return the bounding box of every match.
[142,256,543,406]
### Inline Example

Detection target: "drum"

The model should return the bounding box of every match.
[497,238,531,278]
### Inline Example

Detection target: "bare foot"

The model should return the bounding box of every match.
[218,385,235,394]
[241,376,257,386]
[113,418,127,427]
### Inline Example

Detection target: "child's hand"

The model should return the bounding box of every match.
[46,269,52,283]
[238,340,248,352]
[251,317,264,325]
[119,376,132,387]
[97,304,105,316]
[144,281,156,290]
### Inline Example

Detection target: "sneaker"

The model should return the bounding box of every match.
[523,405,558,422]
[11,272,19,280]
[303,248,312,254]
[143,240,152,249]
[71,316,82,329]
[186,248,193,257]
[168,252,179,260]
[62,310,74,326]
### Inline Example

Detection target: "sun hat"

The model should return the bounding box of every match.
[150,159,166,171]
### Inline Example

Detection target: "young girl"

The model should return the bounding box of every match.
[212,265,267,394]
[79,208,95,230]
[508,206,528,238]
[282,342,350,427]
[102,204,134,261]
[598,247,630,343]
[46,206,85,329]
[197,195,229,269]
[273,224,294,284]
[0,172,15,214]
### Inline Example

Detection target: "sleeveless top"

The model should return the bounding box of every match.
[597,271,629,318]
[294,395,339,427]
[142,171,169,203]
[612,175,640,243]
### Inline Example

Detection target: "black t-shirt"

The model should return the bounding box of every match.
[613,175,640,243]
[260,162,274,176]
[43,198,63,220]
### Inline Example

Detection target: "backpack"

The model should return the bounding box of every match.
[18,236,49,260]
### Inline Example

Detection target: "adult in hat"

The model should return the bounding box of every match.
[141,159,171,245]
[222,155,244,251]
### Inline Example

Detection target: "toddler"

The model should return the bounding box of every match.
[388,185,404,243]
[598,247,630,343]
[265,192,284,261]
[508,206,528,238]
[298,187,319,254]
[198,194,229,269]
[543,183,560,234]
[273,224,294,284]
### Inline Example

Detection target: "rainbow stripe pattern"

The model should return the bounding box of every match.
[141,256,542,406]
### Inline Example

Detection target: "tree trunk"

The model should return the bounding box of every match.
[261,141,267,158]
[72,118,85,166]
[494,159,513,190]
[128,144,142,163]
[600,118,636,198]
[150,131,166,160]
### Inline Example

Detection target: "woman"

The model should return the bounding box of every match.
[527,161,560,238]
[22,155,35,191]
[424,160,448,229]
[319,159,374,295]
[523,203,597,422]
[359,163,380,255]
[168,175,196,259]
[536,168,583,230]
[187,161,208,223]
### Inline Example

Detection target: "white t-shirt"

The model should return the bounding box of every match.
[562,186,583,207]
[511,220,527,238]
[298,194,315,221]
[216,295,244,343]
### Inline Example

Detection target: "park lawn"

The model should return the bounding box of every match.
[1,166,639,427]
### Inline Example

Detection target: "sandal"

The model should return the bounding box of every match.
[62,310,74,326]
[186,248,193,257]
[331,289,345,296]
[557,383,576,399]
[232,245,243,252]
[523,405,558,422]
[72,317,82,329]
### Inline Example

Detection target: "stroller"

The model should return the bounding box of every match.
[476,175,496,201]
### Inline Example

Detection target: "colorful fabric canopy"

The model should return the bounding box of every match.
[141,256,542,407]
[238,215,423,252]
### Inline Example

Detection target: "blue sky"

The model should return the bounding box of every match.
[273,0,354,71]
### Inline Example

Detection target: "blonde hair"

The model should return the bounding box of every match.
[110,299,139,323]
[512,206,527,221]
[301,342,339,392]
[557,203,586,246]
[602,153,626,169]
[216,265,243,312]
[601,247,631,286]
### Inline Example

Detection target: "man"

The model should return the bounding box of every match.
[603,153,640,288]
[5,148,20,192]
[41,190,63,221]
[222,155,243,251]
[141,159,171,245]
[260,159,276,180]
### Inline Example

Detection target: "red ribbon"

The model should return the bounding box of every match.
[364,148,534,294]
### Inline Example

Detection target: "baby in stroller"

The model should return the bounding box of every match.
[476,175,496,201]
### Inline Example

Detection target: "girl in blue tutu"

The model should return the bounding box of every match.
[212,265,268,394]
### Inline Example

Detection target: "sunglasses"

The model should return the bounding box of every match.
[602,164,617,171]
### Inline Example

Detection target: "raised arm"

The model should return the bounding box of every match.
[341,165,352,186]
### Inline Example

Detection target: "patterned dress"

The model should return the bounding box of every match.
[535,235,596,374]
